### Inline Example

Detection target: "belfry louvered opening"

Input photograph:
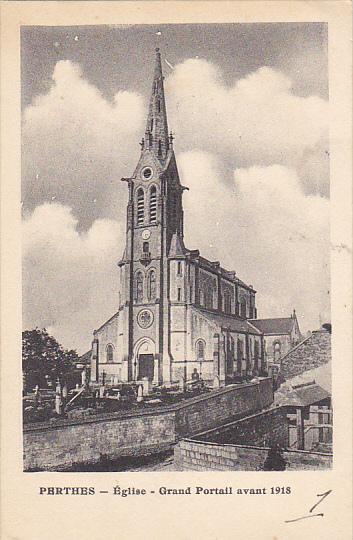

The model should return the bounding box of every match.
[149,186,157,223]
[137,188,145,225]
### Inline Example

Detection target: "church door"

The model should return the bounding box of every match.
[138,354,154,381]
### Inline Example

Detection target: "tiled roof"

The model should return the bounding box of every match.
[193,307,262,335]
[249,317,294,335]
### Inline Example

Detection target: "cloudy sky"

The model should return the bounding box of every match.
[21,24,330,353]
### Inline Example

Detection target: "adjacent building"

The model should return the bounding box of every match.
[250,310,302,365]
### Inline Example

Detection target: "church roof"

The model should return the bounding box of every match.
[193,307,262,335]
[249,317,295,335]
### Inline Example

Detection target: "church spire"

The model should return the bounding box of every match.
[143,48,171,160]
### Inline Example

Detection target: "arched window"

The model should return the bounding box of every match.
[137,188,144,225]
[240,298,247,318]
[135,271,144,303]
[147,270,156,301]
[196,340,205,361]
[149,186,157,223]
[274,341,281,362]
[106,344,114,363]
[224,290,232,314]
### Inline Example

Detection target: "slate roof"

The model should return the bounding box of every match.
[249,317,294,335]
[193,307,262,335]
[275,382,330,408]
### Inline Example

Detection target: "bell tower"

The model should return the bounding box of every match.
[118,48,186,385]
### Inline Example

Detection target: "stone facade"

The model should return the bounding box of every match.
[90,49,265,386]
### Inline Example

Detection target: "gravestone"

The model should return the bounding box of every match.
[137,384,144,403]
[141,376,152,395]
[213,375,220,389]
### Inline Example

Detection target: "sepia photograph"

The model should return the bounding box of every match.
[21,22,333,472]
[1,2,352,540]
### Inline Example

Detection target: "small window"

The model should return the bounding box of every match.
[177,288,182,301]
[157,99,161,113]
[106,344,114,363]
[158,140,162,157]
[143,241,149,253]
[177,261,182,276]
[150,119,154,131]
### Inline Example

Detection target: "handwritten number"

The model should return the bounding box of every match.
[285,489,332,523]
[309,490,332,513]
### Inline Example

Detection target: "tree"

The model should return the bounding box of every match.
[22,328,78,391]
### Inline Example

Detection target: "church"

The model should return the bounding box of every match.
[90,48,267,387]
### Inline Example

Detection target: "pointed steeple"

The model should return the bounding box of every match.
[143,48,171,160]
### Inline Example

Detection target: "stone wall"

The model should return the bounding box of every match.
[23,378,273,471]
[24,411,175,471]
[196,407,288,447]
[174,439,332,471]
[175,378,273,437]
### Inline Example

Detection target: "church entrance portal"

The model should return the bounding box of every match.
[138,354,154,381]
[134,338,156,382]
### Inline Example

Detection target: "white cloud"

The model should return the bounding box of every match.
[22,60,144,226]
[179,151,330,332]
[23,203,123,353]
[166,60,329,193]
